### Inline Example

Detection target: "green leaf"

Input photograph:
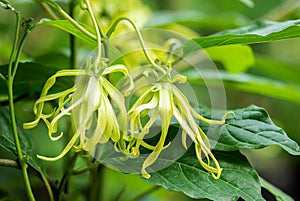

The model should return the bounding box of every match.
[206,44,254,73]
[0,62,73,101]
[0,105,42,172]
[187,19,300,49]
[145,151,264,201]
[260,177,294,201]
[36,19,96,47]
[186,69,300,105]
[202,105,300,155]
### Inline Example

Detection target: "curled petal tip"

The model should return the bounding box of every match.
[23,121,38,129]
[222,111,236,122]
[142,171,151,179]
[212,168,223,179]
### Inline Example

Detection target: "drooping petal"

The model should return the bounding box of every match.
[141,83,173,178]
[129,93,158,137]
[101,77,127,139]
[23,70,85,130]
[195,143,222,179]
[37,133,79,161]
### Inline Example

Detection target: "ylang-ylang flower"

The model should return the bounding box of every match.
[126,64,233,179]
[24,57,133,161]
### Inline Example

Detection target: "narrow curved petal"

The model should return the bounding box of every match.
[141,84,173,178]
[37,133,79,161]
[102,64,134,96]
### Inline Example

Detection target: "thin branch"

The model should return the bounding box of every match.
[57,6,97,40]
[106,17,166,74]
[7,10,36,201]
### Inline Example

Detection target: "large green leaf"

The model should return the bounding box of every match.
[200,105,300,155]
[186,19,300,49]
[145,151,264,201]
[0,105,42,172]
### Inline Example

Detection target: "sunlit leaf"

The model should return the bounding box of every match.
[186,19,300,49]
[206,44,254,73]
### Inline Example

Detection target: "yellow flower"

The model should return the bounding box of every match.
[23,58,133,161]
[127,66,233,179]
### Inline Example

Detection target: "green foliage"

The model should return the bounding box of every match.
[211,105,300,154]
[146,151,264,201]
[187,19,300,49]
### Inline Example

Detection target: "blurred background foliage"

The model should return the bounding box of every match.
[1,0,300,200]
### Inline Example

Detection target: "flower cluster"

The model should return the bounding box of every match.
[24,58,133,161]
[24,57,231,179]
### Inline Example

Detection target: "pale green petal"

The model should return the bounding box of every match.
[128,86,155,114]
[171,74,187,83]
[141,84,173,178]
[129,94,158,138]
[23,69,85,130]
[49,96,84,141]
[102,64,134,96]
[37,134,79,161]
[195,144,222,179]
[173,107,196,143]
[103,94,120,142]
[133,108,160,156]
[97,95,110,143]
[101,77,126,126]
[181,130,188,149]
